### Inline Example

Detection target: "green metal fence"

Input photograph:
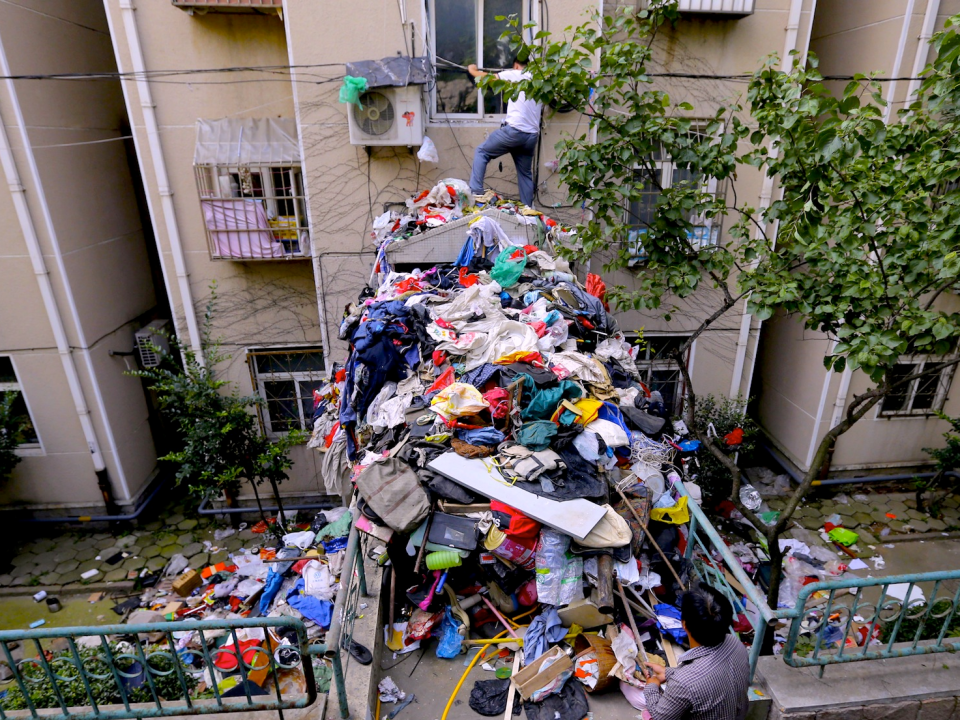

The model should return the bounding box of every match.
[0,520,369,720]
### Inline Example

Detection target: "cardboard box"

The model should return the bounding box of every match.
[510,645,573,701]
[172,569,202,598]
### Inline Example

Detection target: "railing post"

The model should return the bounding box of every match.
[356,537,368,597]
[685,511,699,561]
[331,652,349,719]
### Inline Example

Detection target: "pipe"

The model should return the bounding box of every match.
[7,472,170,524]
[197,493,337,516]
[113,0,205,367]
[0,38,116,508]
[883,0,919,124]
[905,0,941,105]
[764,441,960,486]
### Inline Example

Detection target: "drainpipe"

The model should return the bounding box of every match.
[0,56,116,511]
[113,0,205,366]
[883,0,919,124]
[905,0,941,105]
[280,1,332,372]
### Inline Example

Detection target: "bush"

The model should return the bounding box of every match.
[691,394,758,503]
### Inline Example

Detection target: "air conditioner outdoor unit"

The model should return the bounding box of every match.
[348,85,424,147]
[135,320,171,368]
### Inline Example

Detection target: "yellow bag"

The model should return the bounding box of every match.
[649,495,690,525]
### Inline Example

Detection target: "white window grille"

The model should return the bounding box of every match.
[248,348,326,438]
[626,334,691,416]
[640,0,754,15]
[624,133,723,265]
[194,118,309,261]
[0,356,41,449]
[879,357,955,417]
[428,0,531,119]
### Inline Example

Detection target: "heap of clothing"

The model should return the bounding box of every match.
[309,181,734,719]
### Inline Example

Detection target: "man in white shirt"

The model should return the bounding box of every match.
[467,56,542,207]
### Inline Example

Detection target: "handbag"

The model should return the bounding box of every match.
[427,512,480,551]
[354,437,430,533]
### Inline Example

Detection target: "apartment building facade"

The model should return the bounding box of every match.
[754,0,960,478]
[3,0,946,515]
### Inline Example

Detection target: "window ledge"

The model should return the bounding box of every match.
[428,118,505,128]
[15,445,44,457]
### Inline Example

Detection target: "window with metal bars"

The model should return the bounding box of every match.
[195,165,309,260]
[247,348,326,438]
[879,358,955,417]
[625,334,691,416]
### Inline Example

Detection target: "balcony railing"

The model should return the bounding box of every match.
[195,165,309,261]
[643,0,754,15]
[172,0,282,13]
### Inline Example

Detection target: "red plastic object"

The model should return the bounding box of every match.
[585,273,609,310]
[724,428,744,446]
[427,367,456,393]
[213,639,261,672]
[459,267,479,287]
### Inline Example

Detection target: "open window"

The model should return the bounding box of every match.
[624,130,722,264]
[626,334,691,416]
[0,356,41,452]
[429,0,531,120]
[194,118,309,260]
[879,357,955,417]
[248,348,326,438]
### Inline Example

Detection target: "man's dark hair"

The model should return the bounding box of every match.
[680,584,733,647]
[511,49,529,67]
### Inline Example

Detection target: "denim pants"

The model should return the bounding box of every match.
[469,124,539,207]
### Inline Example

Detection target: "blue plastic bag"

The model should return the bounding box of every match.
[435,607,463,659]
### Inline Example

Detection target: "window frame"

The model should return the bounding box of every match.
[246,347,327,440]
[624,333,692,417]
[195,163,309,261]
[624,130,723,264]
[0,355,43,456]
[426,0,536,123]
[877,356,956,418]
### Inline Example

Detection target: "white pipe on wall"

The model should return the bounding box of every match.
[0,30,133,498]
[0,62,108,480]
[905,0,941,104]
[115,0,205,366]
[883,0,919,124]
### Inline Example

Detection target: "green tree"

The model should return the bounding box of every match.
[135,289,305,533]
[0,391,29,482]
[488,3,960,608]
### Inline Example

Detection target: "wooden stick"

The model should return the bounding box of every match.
[502,652,522,720]
[617,577,649,671]
[610,482,686,591]
[414,508,435,574]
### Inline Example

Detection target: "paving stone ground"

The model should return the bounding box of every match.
[0,499,275,590]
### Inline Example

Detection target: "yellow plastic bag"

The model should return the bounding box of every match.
[649,495,690,525]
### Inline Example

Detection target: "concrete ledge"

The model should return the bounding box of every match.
[882,531,960,543]
[757,650,960,718]
[0,581,135,597]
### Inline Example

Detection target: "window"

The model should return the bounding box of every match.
[879,358,955,417]
[625,134,722,264]
[195,165,308,260]
[430,0,526,118]
[627,335,691,416]
[0,356,41,449]
[249,349,327,438]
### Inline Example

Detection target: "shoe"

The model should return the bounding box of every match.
[347,640,372,666]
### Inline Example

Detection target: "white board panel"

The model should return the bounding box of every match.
[427,452,606,542]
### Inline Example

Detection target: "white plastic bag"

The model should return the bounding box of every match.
[417,136,439,163]
[303,560,336,601]
[283,530,316,550]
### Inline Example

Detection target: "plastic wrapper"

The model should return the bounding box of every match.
[417,136,439,163]
[535,529,570,606]
[435,606,465,658]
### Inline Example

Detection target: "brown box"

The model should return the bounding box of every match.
[172,569,202,598]
[510,645,573,701]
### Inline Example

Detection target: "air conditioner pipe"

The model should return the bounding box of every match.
[764,442,960,487]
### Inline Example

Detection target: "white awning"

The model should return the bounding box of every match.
[194,117,300,166]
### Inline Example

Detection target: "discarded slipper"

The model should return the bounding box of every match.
[348,641,373,666]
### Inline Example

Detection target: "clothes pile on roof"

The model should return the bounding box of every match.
[120,501,350,699]
[308,181,732,717]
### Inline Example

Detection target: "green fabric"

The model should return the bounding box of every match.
[315,511,352,540]
[828,527,859,546]
[491,249,526,288]
[516,373,583,421]
[515,420,558,451]
[313,660,332,694]
[339,76,368,107]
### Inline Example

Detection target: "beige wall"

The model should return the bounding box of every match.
[0,0,160,510]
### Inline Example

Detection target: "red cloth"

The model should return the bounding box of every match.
[427,367,456,393]
[724,428,744,446]
[483,387,510,419]
[432,349,447,366]
[585,273,609,311]
[213,639,261,671]
[459,267,479,287]
[490,500,541,540]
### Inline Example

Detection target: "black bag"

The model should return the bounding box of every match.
[427,512,479,551]
[522,678,589,720]
[469,679,522,717]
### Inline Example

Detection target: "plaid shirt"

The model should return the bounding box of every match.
[644,635,750,720]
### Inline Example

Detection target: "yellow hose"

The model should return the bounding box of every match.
[440,629,508,720]
[465,630,595,646]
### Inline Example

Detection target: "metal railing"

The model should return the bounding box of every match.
[0,519,369,720]
[676,480,960,679]
[0,617,315,720]
[779,571,960,676]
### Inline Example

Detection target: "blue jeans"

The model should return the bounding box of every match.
[469,124,539,207]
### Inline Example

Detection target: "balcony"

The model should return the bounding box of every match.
[643,0,754,15]
[171,0,282,14]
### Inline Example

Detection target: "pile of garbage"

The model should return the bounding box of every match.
[120,507,352,699]
[310,180,716,718]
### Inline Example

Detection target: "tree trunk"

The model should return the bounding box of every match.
[223,489,241,529]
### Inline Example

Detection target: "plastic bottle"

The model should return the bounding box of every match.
[739,483,762,510]
[426,550,462,570]
[534,530,570,605]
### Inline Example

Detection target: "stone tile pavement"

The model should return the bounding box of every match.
[0,502,261,590]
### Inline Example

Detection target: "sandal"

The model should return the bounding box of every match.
[347,640,373,666]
